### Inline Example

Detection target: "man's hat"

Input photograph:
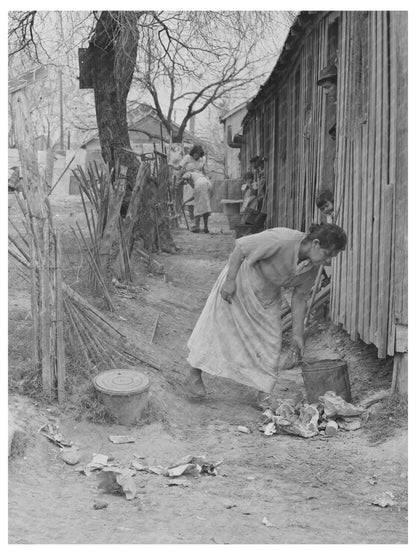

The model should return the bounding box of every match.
[317,63,337,86]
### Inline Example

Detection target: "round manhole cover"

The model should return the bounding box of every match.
[93,369,150,396]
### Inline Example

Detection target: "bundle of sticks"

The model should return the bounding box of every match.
[8,193,141,389]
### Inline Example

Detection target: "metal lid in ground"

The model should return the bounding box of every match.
[93,369,151,396]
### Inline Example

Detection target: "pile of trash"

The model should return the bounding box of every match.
[259,391,365,438]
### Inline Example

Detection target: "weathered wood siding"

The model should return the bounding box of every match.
[241,11,407,358]
[242,13,336,231]
[331,11,407,357]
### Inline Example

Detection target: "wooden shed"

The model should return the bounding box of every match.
[240,11,408,390]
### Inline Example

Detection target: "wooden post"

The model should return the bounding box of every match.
[55,231,66,403]
[12,87,55,397]
[29,234,40,373]
[391,353,408,397]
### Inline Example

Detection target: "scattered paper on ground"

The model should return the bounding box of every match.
[262,517,276,527]
[83,454,109,476]
[372,491,395,508]
[108,435,136,444]
[97,467,137,500]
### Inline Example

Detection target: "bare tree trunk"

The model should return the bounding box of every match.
[88,11,140,213]
[87,11,176,258]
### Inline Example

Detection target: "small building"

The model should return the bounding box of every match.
[80,104,199,169]
[219,100,251,179]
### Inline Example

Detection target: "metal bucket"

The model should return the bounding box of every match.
[227,214,242,230]
[301,359,352,404]
[235,223,255,238]
[93,369,151,425]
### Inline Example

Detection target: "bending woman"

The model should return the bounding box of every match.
[187,223,347,398]
[183,171,213,233]
[179,145,206,222]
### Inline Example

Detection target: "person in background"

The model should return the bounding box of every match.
[182,171,213,233]
[240,171,258,213]
[317,60,338,140]
[316,189,335,223]
[176,145,206,223]
[186,223,347,401]
[316,189,336,287]
[250,155,267,230]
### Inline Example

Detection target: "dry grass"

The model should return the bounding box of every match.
[364,394,408,444]
[9,431,29,459]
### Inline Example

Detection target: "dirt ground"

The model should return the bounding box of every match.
[8,196,408,544]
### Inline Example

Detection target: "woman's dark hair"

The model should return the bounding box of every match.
[190,145,205,158]
[307,223,347,252]
[316,189,334,209]
[244,171,254,180]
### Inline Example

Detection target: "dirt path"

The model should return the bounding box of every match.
[8,208,408,544]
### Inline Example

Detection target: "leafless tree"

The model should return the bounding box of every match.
[134,11,295,142]
[8,10,297,251]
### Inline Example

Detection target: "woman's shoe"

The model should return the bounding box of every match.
[188,368,206,396]
[203,227,209,234]
[191,227,200,233]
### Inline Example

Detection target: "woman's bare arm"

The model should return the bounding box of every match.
[220,244,245,304]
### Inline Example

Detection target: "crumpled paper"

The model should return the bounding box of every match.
[97,467,137,500]
[372,491,395,508]
[319,391,364,418]
[273,404,320,438]
[83,453,109,476]
[260,392,364,439]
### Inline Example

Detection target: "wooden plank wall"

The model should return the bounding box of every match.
[242,18,330,231]
[331,11,407,357]
[241,11,407,358]
[392,11,408,338]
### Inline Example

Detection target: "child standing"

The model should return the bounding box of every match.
[240,171,258,213]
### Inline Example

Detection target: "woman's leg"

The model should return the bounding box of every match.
[188,367,206,396]
[191,215,200,232]
[203,213,209,233]
[188,205,194,221]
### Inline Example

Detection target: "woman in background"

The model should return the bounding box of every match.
[179,145,206,223]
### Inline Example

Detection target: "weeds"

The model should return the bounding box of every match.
[9,431,29,459]
[364,394,408,444]
[73,384,113,424]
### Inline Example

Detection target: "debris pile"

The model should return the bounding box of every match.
[259,391,364,438]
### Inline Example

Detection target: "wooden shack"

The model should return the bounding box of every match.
[240,11,408,391]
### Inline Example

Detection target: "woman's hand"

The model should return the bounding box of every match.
[290,335,305,365]
[220,278,237,304]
